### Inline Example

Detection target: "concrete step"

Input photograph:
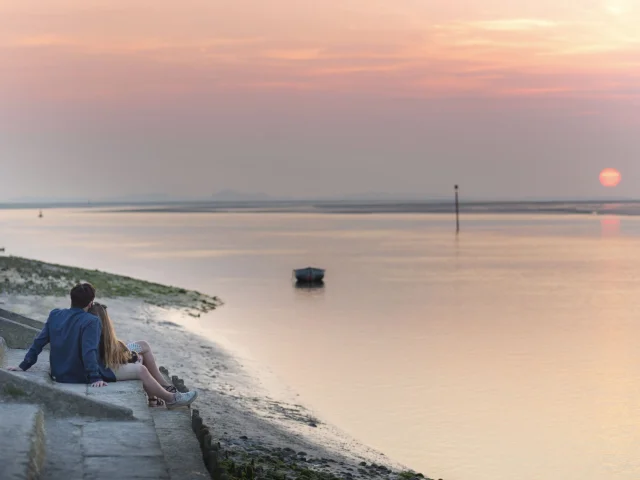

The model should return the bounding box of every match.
[39,367,175,479]
[151,408,210,480]
[0,316,44,349]
[39,416,173,480]
[149,367,208,479]
[0,308,45,330]
[0,336,7,366]
[0,347,134,419]
[0,403,46,480]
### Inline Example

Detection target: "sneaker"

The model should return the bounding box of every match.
[166,390,198,409]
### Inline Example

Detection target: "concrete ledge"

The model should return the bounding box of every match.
[0,308,45,330]
[0,317,43,349]
[155,366,210,479]
[0,369,134,419]
[0,403,46,480]
[87,382,152,422]
[0,336,6,366]
[153,409,210,480]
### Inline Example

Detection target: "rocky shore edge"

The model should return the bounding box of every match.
[160,367,439,480]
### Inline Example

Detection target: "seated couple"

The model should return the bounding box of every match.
[7,283,197,409]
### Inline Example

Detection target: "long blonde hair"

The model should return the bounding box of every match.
[89,303,131,370]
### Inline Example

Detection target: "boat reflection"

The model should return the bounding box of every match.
[293,280,326,294]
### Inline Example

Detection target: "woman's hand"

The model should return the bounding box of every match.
[91,380,108,387]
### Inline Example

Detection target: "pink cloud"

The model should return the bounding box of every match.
[1,0,638,109]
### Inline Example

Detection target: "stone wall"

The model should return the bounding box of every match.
[0,315,43,349]
[159,365,232,480]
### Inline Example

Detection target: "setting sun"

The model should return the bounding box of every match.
[599,168,622,187]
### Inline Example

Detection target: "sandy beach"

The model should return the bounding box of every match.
[0,256,425,480]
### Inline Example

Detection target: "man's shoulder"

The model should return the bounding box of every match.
[46,308,65,321]
[48,308,98,324]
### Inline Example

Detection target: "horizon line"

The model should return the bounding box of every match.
[2,197,640,207]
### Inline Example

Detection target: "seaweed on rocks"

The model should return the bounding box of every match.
[190,406,352,480]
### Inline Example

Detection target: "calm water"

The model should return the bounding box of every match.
[2,209,640,479]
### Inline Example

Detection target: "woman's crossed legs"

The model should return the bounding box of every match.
[116,341,177,406]
[127,340,174,391]
[114,363,175,403]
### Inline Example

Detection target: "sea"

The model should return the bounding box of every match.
[2,205,640,480]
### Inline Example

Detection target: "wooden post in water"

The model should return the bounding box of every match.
[455,185,460,234]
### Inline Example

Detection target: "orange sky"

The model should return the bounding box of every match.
[0,1,639,200]
[2,0,639,103]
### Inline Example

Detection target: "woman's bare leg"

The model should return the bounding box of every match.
[116,364,174,402]
[142,385,160,405]
[131,340,172,388]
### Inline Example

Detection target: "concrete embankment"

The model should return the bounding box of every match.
[0,309,208,480]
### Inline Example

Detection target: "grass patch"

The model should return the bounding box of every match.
[0,255,222,312]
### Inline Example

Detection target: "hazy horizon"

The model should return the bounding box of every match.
[4,191,640,206]
[1,1,638,201]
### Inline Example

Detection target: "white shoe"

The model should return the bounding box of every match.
[166,390,198,409]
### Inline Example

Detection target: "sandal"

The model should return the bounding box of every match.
[163,385,178,393]
[148,396,165,407]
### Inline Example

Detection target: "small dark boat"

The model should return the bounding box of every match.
[293,267,325,283]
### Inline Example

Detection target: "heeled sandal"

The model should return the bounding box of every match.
[148,396,165,407]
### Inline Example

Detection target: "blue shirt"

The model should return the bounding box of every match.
[19,308,116,384]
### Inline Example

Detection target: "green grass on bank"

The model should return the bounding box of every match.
[0,255,221,313]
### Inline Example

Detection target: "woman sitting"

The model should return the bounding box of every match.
[124,340,175,406]
[89,302,197,409]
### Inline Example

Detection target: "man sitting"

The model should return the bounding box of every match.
[8,283,109,385]
[6,282,197,408]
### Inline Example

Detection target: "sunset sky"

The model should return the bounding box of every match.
[1,0,638,200]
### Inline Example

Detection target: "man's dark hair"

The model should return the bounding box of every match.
[70,283,96,309]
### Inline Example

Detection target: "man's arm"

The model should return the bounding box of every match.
[81,317,103,384]
[17,321,51,371]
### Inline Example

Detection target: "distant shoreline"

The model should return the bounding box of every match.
[108,201,640,216]
[3,200,640,216]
